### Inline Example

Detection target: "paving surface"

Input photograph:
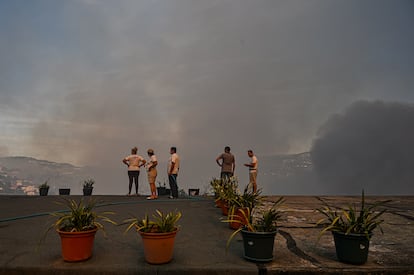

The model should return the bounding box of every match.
[0,195,413,274]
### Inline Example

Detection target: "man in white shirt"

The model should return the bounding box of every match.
[244,149,258,193]
[167,146,180,198]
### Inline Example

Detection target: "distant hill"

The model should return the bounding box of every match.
[0,156,88,195]
[0,153,320,195]
[259,152,319,195]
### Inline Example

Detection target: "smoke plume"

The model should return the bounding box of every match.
[311,100,414,195]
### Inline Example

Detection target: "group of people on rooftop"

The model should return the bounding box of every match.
[122,145,258,200]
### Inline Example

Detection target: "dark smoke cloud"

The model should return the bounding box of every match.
[311,100,414,195]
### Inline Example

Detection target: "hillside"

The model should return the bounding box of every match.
[0,156,88,195]
[0,153,317,195]
[259,152,319,195]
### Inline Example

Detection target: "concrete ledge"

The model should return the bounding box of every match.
[0,195,413,274]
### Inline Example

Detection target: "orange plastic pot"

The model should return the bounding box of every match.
[139,228,178,264]
[229,207,249,230]
[215,199,224,208]
[220,203,229,216]
[57,227,98,262]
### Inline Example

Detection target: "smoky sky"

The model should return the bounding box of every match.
[1,1,414,194]
[311,100,414,195]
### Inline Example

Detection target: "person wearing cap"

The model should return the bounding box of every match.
[145,148,158,200]
[244,149,258,193]
[122,147,146,196]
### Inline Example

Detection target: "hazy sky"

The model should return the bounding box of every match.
[1,0,413,194]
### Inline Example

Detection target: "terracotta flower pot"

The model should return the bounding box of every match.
[57,227,98,262]
[220,202,229,216]
[139,228,178,264]
[229,207,249,230]
[215,198,223,208]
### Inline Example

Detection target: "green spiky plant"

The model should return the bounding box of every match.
[83,178,95,188]
[225,197,284,250]
[212,176,239,203]
[47,198,116,233]
[39,180,50,189]
[316,190,390,240]
[124,209,182,233]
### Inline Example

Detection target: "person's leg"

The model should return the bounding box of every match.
[133,171,140,195]
[127,171,133,195]
[221,172,230,180]
[152,170,158,197]
[168,174,178,198]
[148,170,157,199]
[251,171,257,193]
[248,172,255,193]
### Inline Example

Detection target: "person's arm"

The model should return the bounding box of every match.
[216,155,222,167]
[122,158,129,166]
[168,161,175,175]
[245,157,257,168]
[232,159,236,173]
[139,158,147,168]
[148,159,158,169]
[244,161,253,168]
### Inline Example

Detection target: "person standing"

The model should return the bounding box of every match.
[167,146,180,199]
[216,146,235,179]
[244,149,258,193]
[122,147,146,196]
[145,148,158,200]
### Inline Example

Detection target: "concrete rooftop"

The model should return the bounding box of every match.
[0,195,413,274]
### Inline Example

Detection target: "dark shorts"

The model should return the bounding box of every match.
[128,171,140,177]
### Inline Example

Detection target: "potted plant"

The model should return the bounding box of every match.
[124,209,181,264]
[316,190,390,264]
[188,188,200,196]
[226,197,284,262]
[43,198,116,262]
[39,181,50,196]
[212,177,238,215]
[83,178,94,196]
[59,188,70,195]
[227,188,262,230]
[156,181,168,196]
